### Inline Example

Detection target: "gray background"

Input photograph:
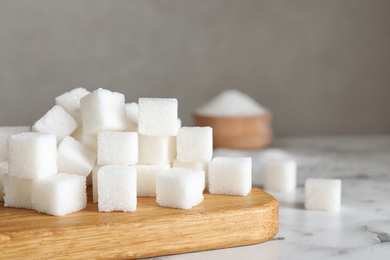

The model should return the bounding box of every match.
[0,0,389,137]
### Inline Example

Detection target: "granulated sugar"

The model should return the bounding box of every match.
[195,90,267,117]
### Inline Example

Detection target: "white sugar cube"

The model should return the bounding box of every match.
[32,105,78,143]
[135,164,171,197]
[156,168,205,209]
[264,159,297,192]
[55,88,91,123]
[209,157,252,196]
[3,174,33,209]
[172,160,209,190]
[138,98,178,136]
[98,132,138,166]
[92,165,101,203]
[80,88,128,135]
[305,178,342,212]
[138,135,176,165]
[32,173,87,216]
[177,127,213,163]
[57,136,96,177]
[0,126,31,161]
[8,133,57,180]
[0,161,8,202]
[98,165,137,212]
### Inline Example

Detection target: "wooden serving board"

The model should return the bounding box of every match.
[0,187,278,259]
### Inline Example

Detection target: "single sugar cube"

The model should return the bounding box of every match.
[55,88,91,123]
[138,135,176,165]
[31,173,87,216]
[264,159,297,192]
[305,178,342,212]
[208,157,252,196]
[97,132,138,166]
[3,174,33,209]
[138,98,178,136]
[156,168,205,209]
[0,161,8,202]
[136,164,171,197]
[98,165,137,212]
[57,136,96,177]
[0,126,31,161]
[80,88,128,135]
[32,105,78,143]
[176,127,213,163]
[8,132,57,180]
[172,160,209,190]
[92,165,101,203]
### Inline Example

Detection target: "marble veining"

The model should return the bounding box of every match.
[153,135,390,260]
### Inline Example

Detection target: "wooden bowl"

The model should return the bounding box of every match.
[193,112,273,149]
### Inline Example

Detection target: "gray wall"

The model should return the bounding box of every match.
[0,0,389,137]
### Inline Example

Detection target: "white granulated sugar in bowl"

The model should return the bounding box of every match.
[194,89,268,117]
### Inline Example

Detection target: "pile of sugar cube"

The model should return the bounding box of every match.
[0,88,252,216]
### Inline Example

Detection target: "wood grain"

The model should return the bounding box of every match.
[193,113,273,149]
[0,187,278,259]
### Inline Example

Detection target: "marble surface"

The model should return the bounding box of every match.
[153,135,390,260]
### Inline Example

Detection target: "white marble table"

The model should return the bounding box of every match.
[153,135,390,260]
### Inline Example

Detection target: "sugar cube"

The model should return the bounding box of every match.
[97,132,138,166]
[80,88,128,135]
[31,173,87,216]
[264,159,297,192]
[0,161,8,202]
[8,132,57,180]
[138,98,178,136]
[305,178,342,212]
[0,126,31,161]
[156,168,205,209]
[176,127,213,163]
[57,136,96,177]
[98,165,137,212]
[55,88,91,123]
[32,105,78,143]
[172,160,209,190]
[135,164,171,197]
[138,134,176,165]
[208,157,252,196]
[3,174,33,209]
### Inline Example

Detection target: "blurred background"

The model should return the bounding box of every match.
[0,0,389,137]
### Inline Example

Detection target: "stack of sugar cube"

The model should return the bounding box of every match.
[4,132,87,216]
[1,87,254,216]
